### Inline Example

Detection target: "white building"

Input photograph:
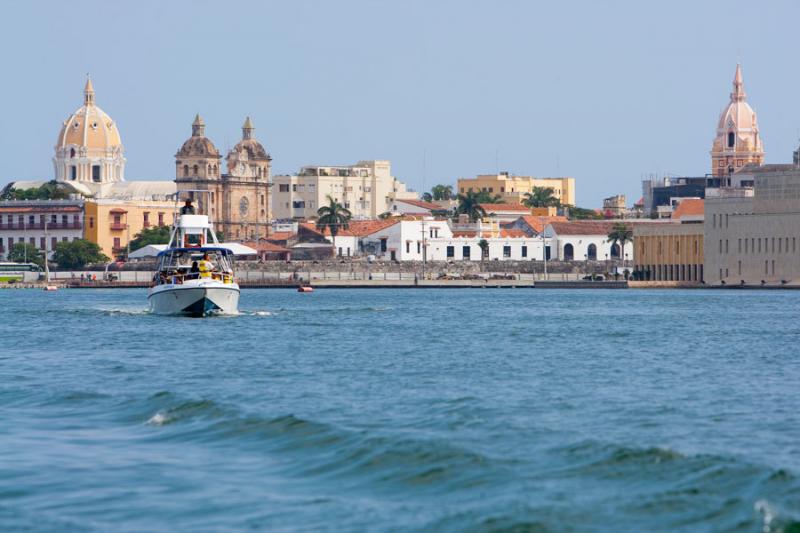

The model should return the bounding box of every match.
[272,160,416,220]
[0,200,85,259]
[321,218,549,262]
[544,220,635,262]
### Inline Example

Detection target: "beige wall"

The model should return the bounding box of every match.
[456,174,575,206]
[634,223,704,282]
[704,174,800,285]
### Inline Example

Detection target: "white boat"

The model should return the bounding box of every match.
[148,214,240,316]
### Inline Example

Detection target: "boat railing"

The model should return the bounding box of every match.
[155,270,235,285]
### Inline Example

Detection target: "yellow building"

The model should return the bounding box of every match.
[633,199,705,282]
[84,199,177,259]
[456,173,575,206]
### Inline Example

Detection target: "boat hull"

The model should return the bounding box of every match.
[148,282,240,316]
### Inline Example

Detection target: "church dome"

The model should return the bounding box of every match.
[176,114,220,157]
[714,64,762,151]
[232,117,270,160]
[56,78,123,152]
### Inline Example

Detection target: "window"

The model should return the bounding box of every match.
[712,214,716,228]
[745,239,748,253]
[292,201,305,209]
[728,132,735,148]
[738,239,741,253]
[70,166,77,180]
[113,237,121,249]
[51,237,57,250]
[338,247,342,257]
[183,165,189,177]
[61,237,68,242]
[738,260,742,275]
[417,242,421,254]
[40,237,45,249]
[406,242,410,254]
[463,246,471,259]
[89,217,94,229]
[503,246,511,258]
[143,212,150,227]
[522,245,528,258]
[446,246,455,258]
[292,184,298,192]
[380,238,387,253]
[158,212,164,226]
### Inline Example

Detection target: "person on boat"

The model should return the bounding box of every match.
[180,199,196,215]
[190,261,200,280]
[198,253,214,279]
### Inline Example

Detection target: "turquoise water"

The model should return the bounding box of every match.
[1,288,799,532]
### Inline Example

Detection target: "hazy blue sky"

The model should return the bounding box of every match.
[1,0,798,205]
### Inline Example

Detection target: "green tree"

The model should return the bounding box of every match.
[607,222,633,261]
[316,195,352,238]
[129,226,171,252]
[1,181,72,201]
[566,206,603,220]
[8,242,44,267]
[522,187,560,208]
[421,192,433,202]
[455,190,502,222]
[478,239,489,261]
[431,184,454,201]
[52,239,109,269]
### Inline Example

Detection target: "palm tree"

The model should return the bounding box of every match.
[478,239,489,261]
[316,196,352,239]
[521,187,560,208]
[431,184,454,201]
[455,190,488,222]
[607,222,633,262]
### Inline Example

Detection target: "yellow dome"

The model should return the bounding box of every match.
[56,79,122,152]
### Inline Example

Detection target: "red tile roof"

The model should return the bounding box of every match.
[267,231,293,241]
[518,215,568,234]
[300,219,399,237]
[671,199,704,220]
[479,203,530,212]
[498,229,528,238]
[242,241,290,253]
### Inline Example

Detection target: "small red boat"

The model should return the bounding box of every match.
[297,286,314,293]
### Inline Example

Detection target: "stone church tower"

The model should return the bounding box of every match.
[711,64,765,183]
[175,115,271,241]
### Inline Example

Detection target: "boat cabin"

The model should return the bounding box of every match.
[154,247,235,285]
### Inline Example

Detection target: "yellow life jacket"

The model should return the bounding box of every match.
[198,259,213,278]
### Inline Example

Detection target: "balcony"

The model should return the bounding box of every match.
[110,222,127,231]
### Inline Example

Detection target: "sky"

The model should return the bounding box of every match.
[1,0,799,206]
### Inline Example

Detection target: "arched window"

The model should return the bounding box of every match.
[213,165,217,175]
[193,165,199,176]
[587,243,597,260]
[183,165,189,177]
[564,243,574,261]
[728,131,735,148]
[70,148,76,158]
[207,164,212,175]
[611,243,621,258]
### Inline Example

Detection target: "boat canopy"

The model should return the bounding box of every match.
[156,246,234,258]
[130,242,258,259]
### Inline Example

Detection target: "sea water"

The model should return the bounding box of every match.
[1,288,799,531]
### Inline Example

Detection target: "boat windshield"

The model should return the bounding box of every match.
[154,249,234,285]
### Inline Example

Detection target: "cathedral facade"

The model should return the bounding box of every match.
[710,64,765,181]
[175,116,271,240]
